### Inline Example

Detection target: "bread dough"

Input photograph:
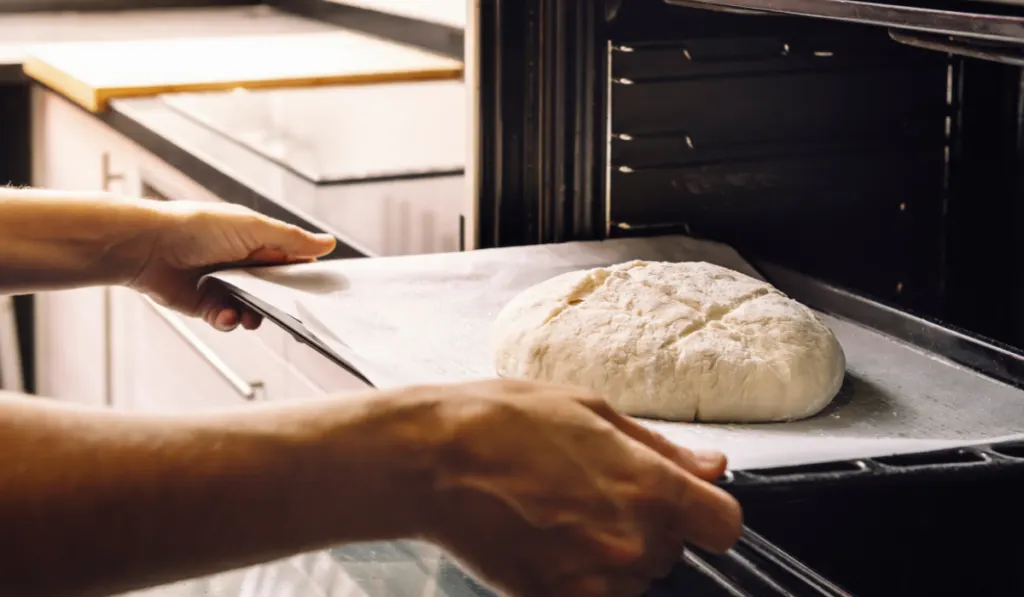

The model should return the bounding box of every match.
[491,260,846,423]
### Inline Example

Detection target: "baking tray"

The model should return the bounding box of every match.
[225,296,858,597]
[206,237,1024,597]
[207,236,1024,492]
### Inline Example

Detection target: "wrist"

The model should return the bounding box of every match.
[0,189,177,289]
[297,387,451,542]
[100,198,180,286]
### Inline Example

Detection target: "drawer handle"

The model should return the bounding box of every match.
[142,297,264,400]
[101,152,124,192]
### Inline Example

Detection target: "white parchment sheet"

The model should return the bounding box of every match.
[209,236,1024,471]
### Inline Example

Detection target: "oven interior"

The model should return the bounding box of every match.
[475,0,1024,594]
[477,0,1024,351]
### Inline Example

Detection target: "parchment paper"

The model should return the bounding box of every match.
[209,236,1024,471]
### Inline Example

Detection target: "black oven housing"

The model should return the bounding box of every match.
[472,2,1024,595]
[473,0,1024,353]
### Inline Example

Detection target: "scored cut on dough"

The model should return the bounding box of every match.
[491,260,846,423]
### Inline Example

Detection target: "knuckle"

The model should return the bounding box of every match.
[633,464,688,511]
[598,533,646,569]
[576,387,610,405]
[489,378,538,394]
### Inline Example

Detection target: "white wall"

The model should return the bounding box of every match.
[326,0,466,29]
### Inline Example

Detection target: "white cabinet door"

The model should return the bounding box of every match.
[32,289,110,406]
[120,291,262,413]
[30,86,372,409]
[133,155,371,400]
[31,88,138,406]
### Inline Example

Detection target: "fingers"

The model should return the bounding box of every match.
[663,467,743,554]
[196,281,264,332]
[204,306,263,332]
[577,391,742,553]
[581,398,728,482]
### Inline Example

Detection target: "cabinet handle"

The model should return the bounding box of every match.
[142,297,264,400]
[101,152,124,191]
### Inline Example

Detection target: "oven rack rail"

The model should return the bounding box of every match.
[678,527,855,597]
[666,0,1024,45]
[718,441,1024,497]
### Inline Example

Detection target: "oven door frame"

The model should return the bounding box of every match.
[469,0,611,250]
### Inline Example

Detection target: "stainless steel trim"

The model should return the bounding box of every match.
[0,296,25,393]
[464,0,480,251]
[666,0,1024,44]
[103,288,112,406]
[141,296,262,400]
[101,152,122,407]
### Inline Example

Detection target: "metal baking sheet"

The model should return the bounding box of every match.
[208,236,1024,471]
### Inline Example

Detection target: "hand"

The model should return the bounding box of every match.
[129,201,335,331]
[423,380,743,597]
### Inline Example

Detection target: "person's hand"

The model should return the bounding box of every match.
[422,380,743,597]
[129,200,335,331]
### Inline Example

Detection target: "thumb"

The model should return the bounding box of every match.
[247,222,336,262]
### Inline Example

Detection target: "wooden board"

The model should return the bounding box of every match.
[0,6,338,66]
[22,30,463,112]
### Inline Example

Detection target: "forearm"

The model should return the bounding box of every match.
[0,389,442,597]
[0,188,167,293]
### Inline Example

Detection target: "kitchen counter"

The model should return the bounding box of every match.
[103,79,465,259]
[0,5,337,82]
[2,3,465,259]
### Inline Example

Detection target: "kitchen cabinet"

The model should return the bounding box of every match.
[134,150,372,400]
[31,85,136,407]
[115,290,263,413]
[31,88,367,411]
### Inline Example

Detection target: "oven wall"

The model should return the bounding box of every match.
[475,0,1024,350]
[943,58,1024,349]
[606,0,950,317]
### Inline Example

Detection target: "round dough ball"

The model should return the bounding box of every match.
[491,260,846,423]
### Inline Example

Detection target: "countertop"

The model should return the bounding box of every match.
[1,4,466,260]
[0,5,337,81]
[105,80,466,260]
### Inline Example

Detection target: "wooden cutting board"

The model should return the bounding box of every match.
[22,30,463,112]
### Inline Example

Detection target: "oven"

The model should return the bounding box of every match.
[465,1,1024,594]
